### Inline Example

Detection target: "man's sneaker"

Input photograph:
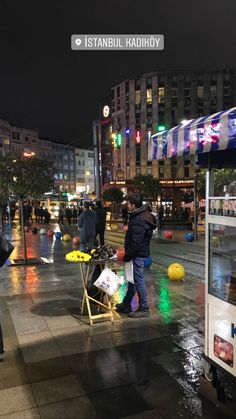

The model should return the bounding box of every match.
[116,303,132,314]
[128,309,150,318]
[0,352,4,362]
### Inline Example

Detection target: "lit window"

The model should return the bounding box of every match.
[158,87,165,104]
[135,90,141,105]
[146,89,152,104]
[197,86,204,99]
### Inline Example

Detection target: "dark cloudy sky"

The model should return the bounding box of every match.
[0,0,236,146]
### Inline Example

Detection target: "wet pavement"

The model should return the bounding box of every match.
[0,223,234,418]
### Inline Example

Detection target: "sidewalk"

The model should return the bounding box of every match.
[0,224,233,418]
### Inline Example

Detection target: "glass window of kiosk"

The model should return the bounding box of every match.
[210,169,236,197]
[209,223,236,305]
[208,169,236,217]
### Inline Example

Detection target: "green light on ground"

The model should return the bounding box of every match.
[158,277,172,323]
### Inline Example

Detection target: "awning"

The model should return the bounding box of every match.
[148,107,236,161]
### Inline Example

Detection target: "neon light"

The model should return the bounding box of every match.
[136,130,141,144]
[117,133,122,147]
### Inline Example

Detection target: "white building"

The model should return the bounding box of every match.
[75,147,95,195]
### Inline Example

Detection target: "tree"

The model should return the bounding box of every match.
[0,153,54,263]
[103,187,124,223]
[132,174,161,202]
[0,154,54,198]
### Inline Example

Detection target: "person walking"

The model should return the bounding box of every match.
[95,200,106,246]
[72,207,78,224]
[78,202,97,251]
[58,205,64,225]
[122,204,128,226]
[116,193,157,318]
[66,207,72,225]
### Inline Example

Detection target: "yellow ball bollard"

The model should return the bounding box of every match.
[167,263,185,281]
[111,223,118,231]
[63,234,72,242]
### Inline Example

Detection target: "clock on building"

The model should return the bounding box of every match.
[103,105,110,118]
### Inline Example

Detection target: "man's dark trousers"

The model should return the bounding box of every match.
[96,229,105,246]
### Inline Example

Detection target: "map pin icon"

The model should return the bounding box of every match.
[75,38,82,46]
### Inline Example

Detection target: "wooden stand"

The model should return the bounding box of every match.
[79,260,118,326]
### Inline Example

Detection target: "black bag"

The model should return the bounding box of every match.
[0,235,14,267]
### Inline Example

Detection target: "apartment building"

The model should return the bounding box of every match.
[98,69,235,211]
[75,147,95,195]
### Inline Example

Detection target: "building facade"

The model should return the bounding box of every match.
[75,147,95,195]
[0,119,76,193]
[98,69,235,213]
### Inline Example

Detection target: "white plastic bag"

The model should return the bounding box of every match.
[94,267,124,296]
[125,261,134,284]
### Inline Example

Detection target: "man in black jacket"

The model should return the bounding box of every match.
[95,200,106,246]
[116,194,157,318]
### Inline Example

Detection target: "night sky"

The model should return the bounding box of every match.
[0,0,236,146]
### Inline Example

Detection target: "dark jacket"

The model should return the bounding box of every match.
[78,209,97,243]
[124,207,157,262]
[95,207,106,231]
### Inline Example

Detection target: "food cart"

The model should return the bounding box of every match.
[150,107,236,406]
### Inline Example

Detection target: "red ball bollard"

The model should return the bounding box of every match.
[47,229,54,238]
[123,225,128,233]
[164,231,173,240]
[72,236,80,245]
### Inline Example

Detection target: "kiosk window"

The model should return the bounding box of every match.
[209,223,236,305]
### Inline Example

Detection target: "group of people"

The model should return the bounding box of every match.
[0,203,17,224]
[58,206,81,225]
[78,200,107,251]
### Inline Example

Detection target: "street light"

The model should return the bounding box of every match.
[23,152,35,158]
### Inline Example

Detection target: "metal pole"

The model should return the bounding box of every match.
[193,165,198,241]
[93,120,101,199]
[20,198,27,264]
[7,200,11,227]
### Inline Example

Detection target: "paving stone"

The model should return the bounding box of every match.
[38,395,97,419]
[120,411,162,419]
[0,384,36,416]
[0,408,40,419]
[18,330,61,363]
[0,364,29,390]
[89,384,149,419]
[45,315,81,330]
[26,356,73,383]
[32,374,85,405]
[52,327,99,356]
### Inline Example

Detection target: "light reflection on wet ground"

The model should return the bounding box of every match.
[0,224,234,418]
